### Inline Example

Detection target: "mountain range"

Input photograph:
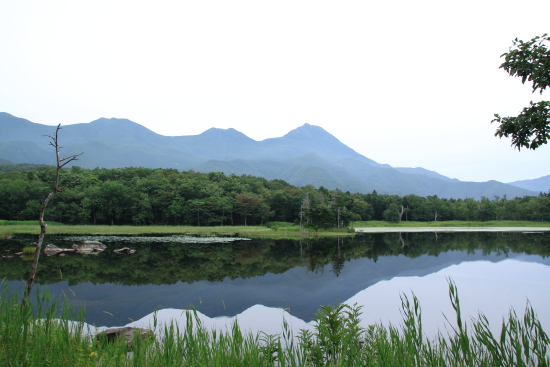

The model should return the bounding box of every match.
[508,175,550,194]
[0,112,541,199]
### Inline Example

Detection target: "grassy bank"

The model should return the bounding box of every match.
[1,281,548,366]
[0,220,354,239]
[2,220,550,240]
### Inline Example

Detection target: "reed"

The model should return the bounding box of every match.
[1,281,548,366]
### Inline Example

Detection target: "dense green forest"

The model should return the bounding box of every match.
[0,166,549,227]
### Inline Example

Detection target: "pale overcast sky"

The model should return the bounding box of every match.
[1,1,549,183]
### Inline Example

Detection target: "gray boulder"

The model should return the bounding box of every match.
[72,241,106,254]
[44,244,75,256]
[95,327,155,347]
[114,247,136,254]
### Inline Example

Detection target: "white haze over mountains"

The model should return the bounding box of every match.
[1,1,549,183]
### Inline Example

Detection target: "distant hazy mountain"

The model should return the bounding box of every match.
[508,175,550,194]
[259,124,384,165]
[195,153,375,193]
[0,112,538,199]
[394,167,458,182]
[0,141,51,164]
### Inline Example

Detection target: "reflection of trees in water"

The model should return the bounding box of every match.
[330,238,345,277]
[1,232,549,286]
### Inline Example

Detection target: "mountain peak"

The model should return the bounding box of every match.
[283,123,334,140]
[89,117,136,125]
[199,127,254,141]
[78,117,155,135]
[203,127,239,133]
[0,112,36,126]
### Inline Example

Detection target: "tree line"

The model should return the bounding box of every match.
[0,166,549,227]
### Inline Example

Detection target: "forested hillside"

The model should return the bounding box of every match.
[0,112,537,199]
[0,166,549,227]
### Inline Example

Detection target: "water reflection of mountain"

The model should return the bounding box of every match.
[2,232,549,326]
[83,259,550,338]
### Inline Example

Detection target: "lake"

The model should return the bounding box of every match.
[1,231,549,337]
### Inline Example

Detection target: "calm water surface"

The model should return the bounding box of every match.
[1,232,549,335]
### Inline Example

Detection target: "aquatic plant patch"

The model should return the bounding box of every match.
[60,235,252,244]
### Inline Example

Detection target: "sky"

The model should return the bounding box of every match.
[1,0,549,183]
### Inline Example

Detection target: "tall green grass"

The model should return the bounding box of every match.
[1,280,548,366]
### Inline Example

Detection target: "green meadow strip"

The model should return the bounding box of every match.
[1,280,548,366]
[0,222,355,239]
[2,220,550,240]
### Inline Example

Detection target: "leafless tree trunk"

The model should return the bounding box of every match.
[23,125,82,307]
[301,193,310,225]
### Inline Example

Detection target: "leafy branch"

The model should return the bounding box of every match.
[493,34,550,151]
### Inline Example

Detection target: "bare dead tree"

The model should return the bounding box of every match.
[301,192,311,226]
[299,204,304,229]
[399,206,405,222]
[23,124,83,306]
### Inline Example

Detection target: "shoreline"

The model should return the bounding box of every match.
[355,227,550,233]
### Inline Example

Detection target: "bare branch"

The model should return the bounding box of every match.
[60,152,83,162]
[23,124,83,307]
[59,152,83,169]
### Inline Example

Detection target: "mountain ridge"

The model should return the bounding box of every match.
[508,175,550,194]
[0,112,538,199]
